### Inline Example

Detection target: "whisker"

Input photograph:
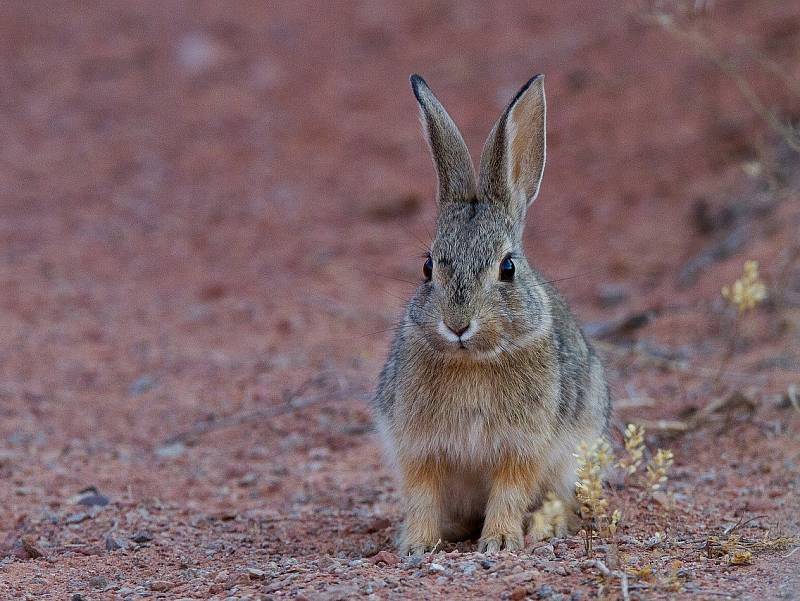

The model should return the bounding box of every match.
[379,289,413,305]
[353,268,421,287]
[353,324,412,339]
[420,217,435,244]
[539,269,605,287]
[348,311,441,342]
[399,225,432,254]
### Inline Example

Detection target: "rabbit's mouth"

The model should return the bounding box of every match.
[436,319,478,347]
[425,317,536,362]
[430,318,505,359]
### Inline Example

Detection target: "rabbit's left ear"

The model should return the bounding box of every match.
[478,75,546,215]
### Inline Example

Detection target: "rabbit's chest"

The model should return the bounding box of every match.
[399,368,557,464]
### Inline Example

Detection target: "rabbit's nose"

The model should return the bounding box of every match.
[448,324,469,337]
[438,319,478,343]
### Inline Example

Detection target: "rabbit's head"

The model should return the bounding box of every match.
[407,74,550,360]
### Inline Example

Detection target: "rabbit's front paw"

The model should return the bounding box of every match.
[478,528,524,554]
[399,533,439,556]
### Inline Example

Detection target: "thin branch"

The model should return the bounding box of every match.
[645,12,800,151]
[594,340,767,382]
[582,559,630,601]
[161,374,366,445]
[723,514,768,536]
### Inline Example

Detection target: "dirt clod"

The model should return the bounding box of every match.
[20,537,44,560]
[130,531,154,544]
[149,580,173,592]
[369,550,400,566]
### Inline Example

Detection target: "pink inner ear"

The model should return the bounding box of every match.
[508,86,546,199]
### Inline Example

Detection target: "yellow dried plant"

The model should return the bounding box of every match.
[575,438,615,554]
[722,260,767,313]
[575,439,610,522]
[608,509,622,536]
[617,423,646,476]
[527,492,565,540]
[728,549,753,565]
[646,449,674,491]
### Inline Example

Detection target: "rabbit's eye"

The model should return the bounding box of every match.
[499,256,515,282]
[423,256,433,281]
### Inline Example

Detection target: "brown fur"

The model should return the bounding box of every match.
[399,458,446,555]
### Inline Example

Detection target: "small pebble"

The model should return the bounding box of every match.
[65,512,89,525]
[429,562,446,573]
[366,517,391,532]
[460,562,477,576]
[533,544,556,561]
[129,375,156,395]
[536,584,555,599]
[105,534,126,551]
[403,554,423,568]
[511,587,528,601]
[74,487,110,507]
[214,570,230,583]
[370,551,400,566]
[130,531,153,544]
[149,580,173,592]
[360,540,379,557]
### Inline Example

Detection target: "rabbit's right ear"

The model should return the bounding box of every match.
[410,75,477,205]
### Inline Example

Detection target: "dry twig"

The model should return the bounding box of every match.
[594,340,766,383]
[644,13,800,151]
[162,373,364,445]
[626,390,756,435]
[582,559,631,601]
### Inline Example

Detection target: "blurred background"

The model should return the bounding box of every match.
[0,0,798,597]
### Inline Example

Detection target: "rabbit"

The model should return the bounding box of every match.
[372,73,611,555]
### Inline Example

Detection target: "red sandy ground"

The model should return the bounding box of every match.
[1,1,799,599]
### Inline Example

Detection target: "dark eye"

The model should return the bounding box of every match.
[499,256,515,282]
[423,256,433,281]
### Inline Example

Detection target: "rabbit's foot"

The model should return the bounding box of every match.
[480,456,536,553]
[403,542,437,556]
[399,532,439,556]
[398,458,444,556]
[478,527,524,553]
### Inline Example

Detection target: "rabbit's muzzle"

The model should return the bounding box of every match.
[437,318,478,346]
